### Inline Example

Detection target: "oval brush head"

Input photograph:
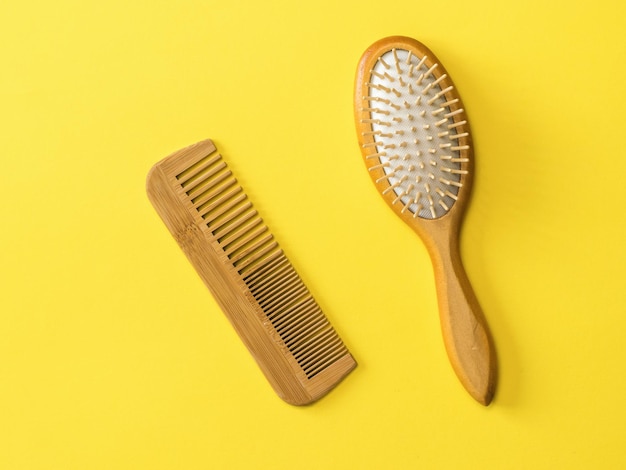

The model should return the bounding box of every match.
[354,36,496,405]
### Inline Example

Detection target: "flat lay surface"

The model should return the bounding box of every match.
[1,0,625,468]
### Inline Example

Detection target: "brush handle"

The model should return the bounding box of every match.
[429,234,496,405]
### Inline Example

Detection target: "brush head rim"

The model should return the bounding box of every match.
[355,36,474,239]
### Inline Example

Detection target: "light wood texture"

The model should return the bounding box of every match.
[354,36,496,405]
[146,139,356,405]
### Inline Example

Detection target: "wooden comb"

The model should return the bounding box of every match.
[146,139,356,405]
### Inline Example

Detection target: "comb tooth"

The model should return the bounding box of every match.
[183,161,228,196]
[274,299,319,333]
[270,296,316,326]
[219,217,264,250]
[201,193,248,225]
[244,254,289,287]
[237,244,281,275]
[299,336,344,370]
[284,314,328,348]
[198,186,246,219]
[294,336,338,371]
[230,233,278,268]
[249,272,292,305]
[191,179,237,212]
[189,170,234,205]
[292,324,345,372]
[279,300,324,333]
[211,205,256,239]
[255,270,301,307]
[223,224,269,257]
[176,152,222,186]
[237,247,284,279]
[270,300,319,336]
[297,334,343,369]
[292,325,336,358]
[244,256,291,293]
[305,346,348,378]
[260,288,307,324]
[283,317,347,378]
[262,282,309,315]
[256,274,306,314]
[228,232,275,264]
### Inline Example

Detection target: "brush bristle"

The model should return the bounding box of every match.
[361,48,470,219]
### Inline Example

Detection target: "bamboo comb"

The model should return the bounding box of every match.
[146,139,356,405]
[354,36,496,405]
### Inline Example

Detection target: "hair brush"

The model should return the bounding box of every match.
[146,139,356,405]
[354,36,496,405]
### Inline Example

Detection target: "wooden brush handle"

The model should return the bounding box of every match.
[430,235,496,405]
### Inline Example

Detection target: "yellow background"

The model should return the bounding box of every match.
[2,0,625,468]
